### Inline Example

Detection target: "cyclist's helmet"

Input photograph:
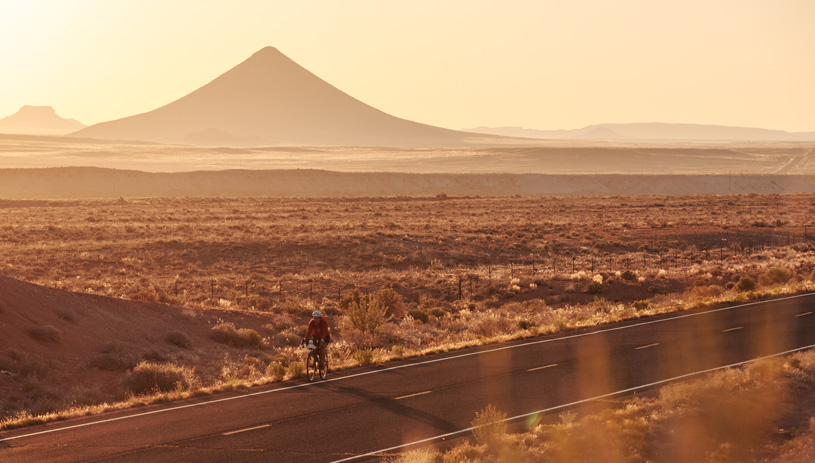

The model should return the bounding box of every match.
[312,310,323,318]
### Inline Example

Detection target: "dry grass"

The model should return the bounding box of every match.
[393,350,815,463]
[3,194,815,429]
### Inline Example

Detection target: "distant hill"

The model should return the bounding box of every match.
[72,47,502,147]
[466,123,815,142]
[0,106,85,136]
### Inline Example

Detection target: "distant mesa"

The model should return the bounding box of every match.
[0,105,86,136]
[570,126,628,141]
[72,46,498,147]
[465,123,815,142]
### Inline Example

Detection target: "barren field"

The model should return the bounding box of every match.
[2,194,815,427]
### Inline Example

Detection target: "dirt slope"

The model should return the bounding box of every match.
[0,276,291,418]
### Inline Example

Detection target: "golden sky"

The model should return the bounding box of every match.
[1,0,813,131]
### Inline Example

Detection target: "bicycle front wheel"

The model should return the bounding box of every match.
[306,351,318,382]
[319,352,328,380]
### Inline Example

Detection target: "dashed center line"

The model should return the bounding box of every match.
[222,424,270,436]
[723,327,744,333]
[796,312,813,317]
[635,343,660,350]
[527,363,558,372]
[394,390,432,400]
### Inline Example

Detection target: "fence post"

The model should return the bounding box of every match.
[458,278,462,300]
[211,280,215,300]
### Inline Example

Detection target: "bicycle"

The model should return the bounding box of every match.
[304,339,328,382]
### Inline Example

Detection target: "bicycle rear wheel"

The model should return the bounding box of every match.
[306,351,318,382]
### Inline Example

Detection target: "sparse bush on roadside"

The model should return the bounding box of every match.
[28,325,62,343]
[378,287,406,319]
[406,310,429,324]
[353,348,377,366]
[390,345,405,358]
[276,328,303,346]
[286,360,305,378]
[584,281,602,294]
[210,323,263,349]
[621,270,637,281]
[736,276,757,292]
[759,266,792,287]
[265,362,286,380]
[340,288,391,333]
[471,404,507,446]
[8,349,50,379]
[428,307,446,318]
[122,361,197,396]
[691,285,723,298]
[165,331,192,349]
[89,343,138,371]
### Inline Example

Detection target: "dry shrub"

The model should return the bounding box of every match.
[28,325,62,343]
[379,287,406,318]
[736,276,757,292]
[286,360,305,378]
[210,323,262,348]
[395,448,439,463]
[759,266,792,287]
[340,288,391,334]
[165,331,192,349]
[621,270,637,281]
[57,307,76,322]
[406,310,429,324]
[122,361,196,395]
[584,281,602,294]
[8,349,50,379]
[471,404,507,446]
[691,285,724,298]
[353,348,377,366]
[276,328,302,346]
[265,362,286,380]
[474,313,512,337]
[89,342,138,371]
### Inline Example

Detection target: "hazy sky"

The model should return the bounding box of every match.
[1,0,813,131]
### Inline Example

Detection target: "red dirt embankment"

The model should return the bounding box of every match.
[0,276,285,418]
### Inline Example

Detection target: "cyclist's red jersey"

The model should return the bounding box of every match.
[306,317,330,340]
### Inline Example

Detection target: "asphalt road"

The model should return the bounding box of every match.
[2,293,815,462]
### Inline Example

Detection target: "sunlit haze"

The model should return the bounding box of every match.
[1,0,813,131]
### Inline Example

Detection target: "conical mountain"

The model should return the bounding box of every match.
[72,47,481,147]
[0,106,85,135]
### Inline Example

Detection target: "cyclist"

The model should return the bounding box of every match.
[302,310,331,369]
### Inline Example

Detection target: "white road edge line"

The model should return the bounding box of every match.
[635,343,660,350]
[222,424,270,436]
[327,343,815,463]
[2,292,812,443]
[723,326,744,332]
[394,391,432,400]
[796,312,813,317]
[527,363,558,372]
